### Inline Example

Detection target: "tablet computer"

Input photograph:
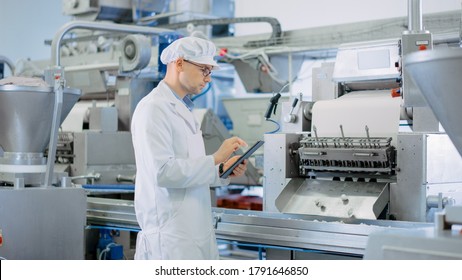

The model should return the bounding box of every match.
[220,140,264,179]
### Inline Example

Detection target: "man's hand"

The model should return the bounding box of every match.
[213,136,247,165]
[224,156,248,178]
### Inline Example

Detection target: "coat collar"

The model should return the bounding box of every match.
[157,81,200,133]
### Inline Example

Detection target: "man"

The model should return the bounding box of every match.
[131,34,248,260]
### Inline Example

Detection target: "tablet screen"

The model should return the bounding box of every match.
[219,140,264,179]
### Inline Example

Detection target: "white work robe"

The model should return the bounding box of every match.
[131,81,228,260]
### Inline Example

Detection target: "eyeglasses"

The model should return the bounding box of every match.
[184,60,212,77]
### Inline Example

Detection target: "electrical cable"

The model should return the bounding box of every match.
[98,242,118,260]
[265,118,280,134]
[191,82,212,102]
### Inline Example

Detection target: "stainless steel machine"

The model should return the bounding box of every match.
[84,0,462,260]
[0,18,171,259]
[265,37,462,223]
[0,81,86,259]
[5,0,461,260]
[256,3,462,259]
[364,47,462,259]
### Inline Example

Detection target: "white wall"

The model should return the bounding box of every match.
[234,0,462,35]
[0,0,70,65]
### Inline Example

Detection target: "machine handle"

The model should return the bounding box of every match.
[264,93,281,120]
[353,152,377,157]
[302,151,326,156]
[116,174,136,183]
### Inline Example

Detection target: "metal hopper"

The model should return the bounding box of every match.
[0,84,80,185]
[405,48,462,157]
[0,85,80,154]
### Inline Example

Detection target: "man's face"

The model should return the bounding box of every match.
[179,59,213,95]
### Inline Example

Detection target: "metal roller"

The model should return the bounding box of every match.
[120,34,152,72]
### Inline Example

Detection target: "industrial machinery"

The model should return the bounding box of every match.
[0,76,86,259]
[84,0,462,260]
[0,15,172,259]
[250,1,461,259]
[3,0,461,260]
[37,1,265,259]
[364,47,462,259]
[265,35,462,221]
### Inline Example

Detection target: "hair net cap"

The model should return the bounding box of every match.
[160,36,219,69]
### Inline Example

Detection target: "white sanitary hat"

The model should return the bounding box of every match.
[160,35,219,69]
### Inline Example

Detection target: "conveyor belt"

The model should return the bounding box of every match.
[87,197,138,230]
[213,208,431,255]
[86,197,432,256]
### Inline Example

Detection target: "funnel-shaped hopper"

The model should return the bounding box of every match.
[0,85,81,153]
[405,48,462,157]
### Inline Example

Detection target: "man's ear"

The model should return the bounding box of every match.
[175,58,184,72]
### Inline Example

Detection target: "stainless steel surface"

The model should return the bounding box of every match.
[392,134,428,221]
[86,197,138,229]
[332,39,400,83]
[0,85,80,154]
[263,133,300,213]
[281,101,312,133]
[44,78,64,187]
[404,48,462,157]
[312,62,338,102]
[426,134,462,184]
[213,208,431,256]
[402,0,433,109]
[83,196,432,257]
[411,106,439,132]
[0,187,86,259]
[275,179,389,219]
[401,32,433,108]
[444,205,462,225]
[264,131,395,220]
[0,152,46,165]
[365,225,462,259]
[407,0,423,32]
[71,172,101,184]
[71,131,136,185]
[116,174,135,183]
[114,77,156,131]
[392,133,462,222]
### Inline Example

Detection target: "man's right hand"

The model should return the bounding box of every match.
[213,136,248,165]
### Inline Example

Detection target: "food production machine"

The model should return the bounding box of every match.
[0,78,86,259]
[0,18,172,259]
[2,0,461,260]
[265,38,462,223]
[86,0,462,260]
[364,47,462,259]
[214,0,462,259]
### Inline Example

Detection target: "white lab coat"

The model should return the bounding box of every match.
[131,81,228,260]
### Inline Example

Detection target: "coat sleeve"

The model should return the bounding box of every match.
[132,98,229,189]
